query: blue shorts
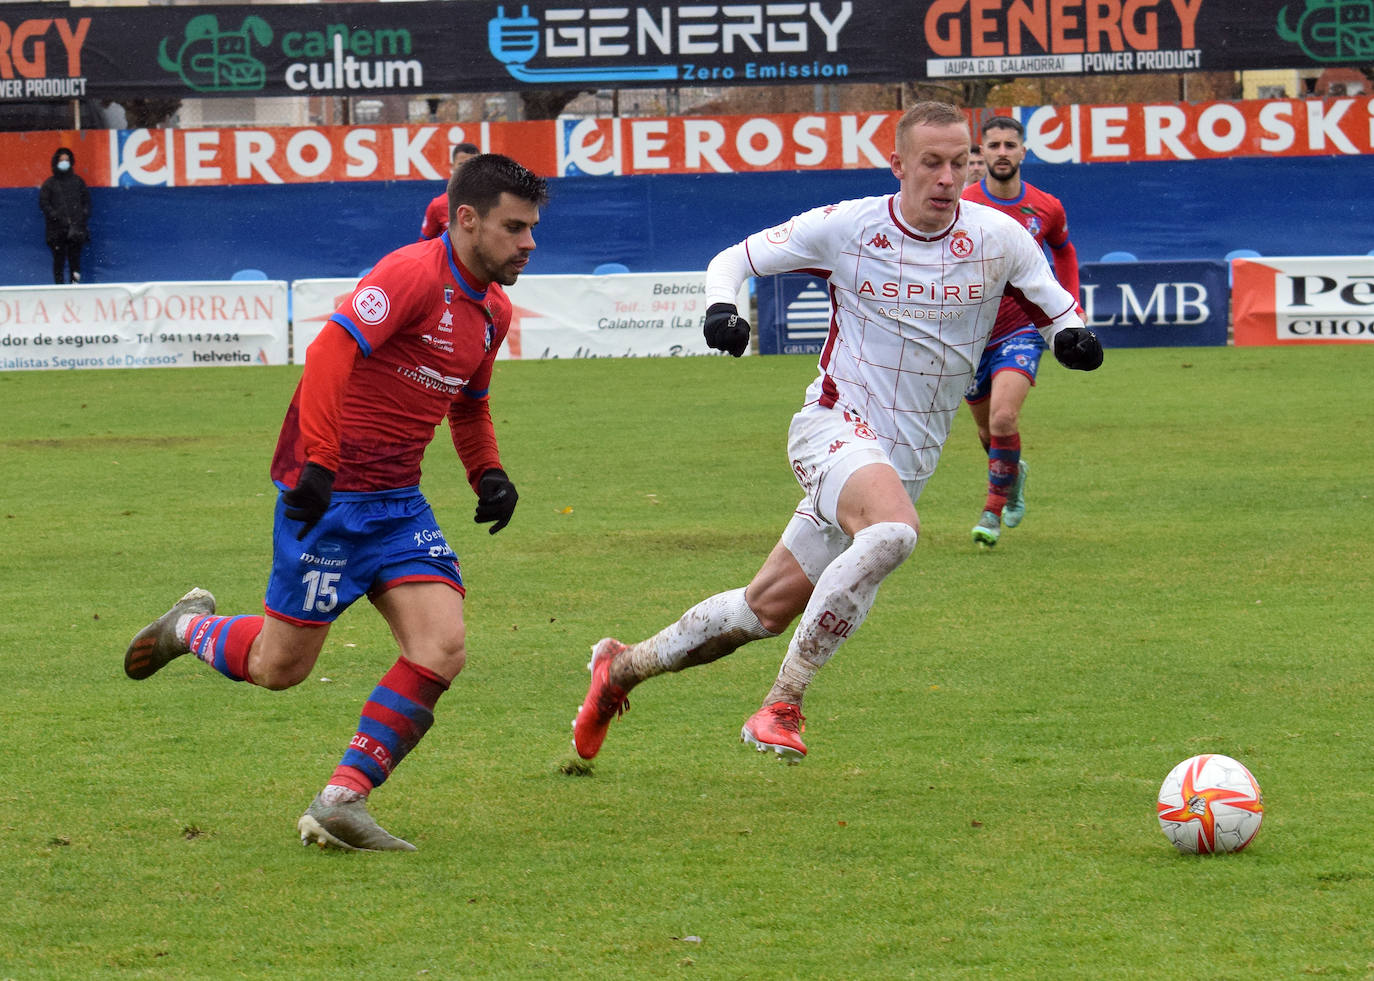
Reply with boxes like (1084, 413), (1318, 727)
(965, 328), (1046, 404)
(265, 486), (463, 626)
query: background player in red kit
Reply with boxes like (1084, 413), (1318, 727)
(124, 154), (549, 851)
(420, 142), (479, 240)
(965, 143), (986, 187)
(961, 115), (1080, 546)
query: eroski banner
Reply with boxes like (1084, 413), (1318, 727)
(2, 96), (1370, 189)
(0, 281), (288, 370)
(0, 1), (1367, 102)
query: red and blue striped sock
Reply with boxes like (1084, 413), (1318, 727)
(329, 657), (449, 797)
(185, 614), (264, 683)
(983, 433), (1021, 516)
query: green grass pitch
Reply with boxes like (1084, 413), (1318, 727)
(1, 344), (1372, 979)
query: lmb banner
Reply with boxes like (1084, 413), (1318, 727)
(1079, 260), (1229, 348)
(758, 261), (1230, 355)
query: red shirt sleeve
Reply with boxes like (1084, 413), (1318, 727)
(420, 194), (448, 240)
(1050, 237), (1080, 304)
(446, 286), (511, 491)
(296, 324), (362, 472)
(448, 394), (501, 491)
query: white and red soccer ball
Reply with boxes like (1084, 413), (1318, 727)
(1157, 754), (1264, 854)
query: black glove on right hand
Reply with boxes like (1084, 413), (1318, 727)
(703, 302), (751, 357)
(1053, 327), (1104, 371)
(475, 468), (518, 535)
(282, 462), (335, 540)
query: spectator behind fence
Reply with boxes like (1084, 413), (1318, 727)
(420, 142), (480, 240)
(39, 146), (91, 284)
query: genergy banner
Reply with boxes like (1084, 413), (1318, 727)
(2, 96), (1370, 188)
(1233, 256), (1374, 346)
(0, 281), (289, 370)
(0, 2), (1363, 101)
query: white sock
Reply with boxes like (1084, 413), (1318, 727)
(320, 784), (366, 806)
(615, 587), (776, 688)
(767, 522), (917, 706)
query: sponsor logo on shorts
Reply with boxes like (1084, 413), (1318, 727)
(828, 439), (848, 454)
(299, 551), (348, 568)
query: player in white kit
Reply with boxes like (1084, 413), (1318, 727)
(573, 102), (1103, 762)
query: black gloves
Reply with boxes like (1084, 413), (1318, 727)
(703, 302), (751, 358)
(282, 462), (335, 540)
(475, 468), (518, 535)
(1053, 327), (1104, 371)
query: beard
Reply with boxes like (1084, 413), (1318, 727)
(990, 159), (1021, 181)
(470, 240), (525, 286)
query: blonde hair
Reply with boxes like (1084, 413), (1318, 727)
(895, 101), (970, 151)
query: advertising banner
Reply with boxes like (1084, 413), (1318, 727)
(1232, 255), (1374, 345)
(0, 1), (1365, 103)
(1080, 260), (1229, 347)
(756, 274), (831, 356)
(291, 277), (360, 362)
(4, 95), (1373, 188)
(503, 272), (749, 359)
(293, 273), (747, 361)
(0, 281), (288, 370)
(758, 261), (1231, 356)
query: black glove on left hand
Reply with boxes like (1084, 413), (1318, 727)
(1053, 327), (1104, 371)
(475, 468), (518, 535)
(282, 461), (335, 540)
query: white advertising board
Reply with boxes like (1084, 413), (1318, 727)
(291, 272), (749, 362)
(0, 281), (289, 371)
(503, 272), (749, 359)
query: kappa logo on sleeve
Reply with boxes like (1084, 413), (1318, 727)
(353, 286), (390, 325)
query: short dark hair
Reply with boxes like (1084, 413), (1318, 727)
(448, 154), (549, 225)
(451, 142), (479, 160)
(981, 115), (1024, 138)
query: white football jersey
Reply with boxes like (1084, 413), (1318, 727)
(737, 194), (1083, 480)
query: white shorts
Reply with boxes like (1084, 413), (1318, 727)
(781, 403), (929, 583)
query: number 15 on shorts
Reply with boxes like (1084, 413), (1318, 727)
(303, 570), (340, 613)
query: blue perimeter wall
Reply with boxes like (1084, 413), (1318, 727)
(2, 155), (1368, 286)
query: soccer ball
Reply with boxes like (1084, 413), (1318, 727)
(1156, 754), (1264, 854)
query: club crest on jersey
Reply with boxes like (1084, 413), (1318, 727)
(483, 320), (495, 352)
(444, 286), (454, 304)
(353, 286), (390, 325)
(1026, 215), (1043, 237)
(949, 230), (974, 259)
